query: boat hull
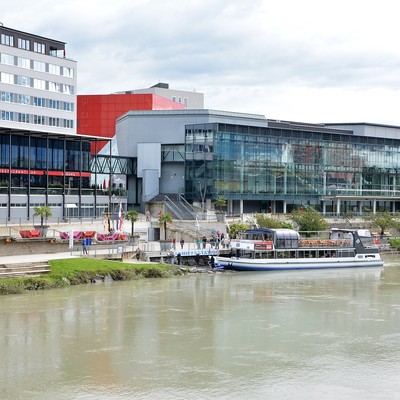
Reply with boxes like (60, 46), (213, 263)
(216, 255), (384, 271)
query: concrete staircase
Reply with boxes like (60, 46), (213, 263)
(0, 262), (51, 279)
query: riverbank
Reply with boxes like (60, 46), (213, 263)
(0, 258), (184, 296)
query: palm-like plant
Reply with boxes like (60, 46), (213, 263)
(158, 212), (173, 240)
(215, 195), (227, 213)
(33, 206), (52, 236)
(125, 210), (139, 236)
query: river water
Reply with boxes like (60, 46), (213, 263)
(1, 258), (400, 400)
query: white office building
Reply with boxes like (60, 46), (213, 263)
(0, 25), (77, 135)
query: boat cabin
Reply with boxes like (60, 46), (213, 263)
(231, 228), (378, 260)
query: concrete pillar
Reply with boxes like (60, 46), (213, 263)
(336, 199), (341, 216)
(373, 200), (377, 214)
(283, 200), (287, 214)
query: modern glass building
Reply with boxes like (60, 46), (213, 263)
(185, 120), (400, 215)
(0, 126), (131, 222)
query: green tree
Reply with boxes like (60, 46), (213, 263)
(228, 222), (250, 239)
(363, 212), (400, 236)
(33, 206), (52, 229)
(158, 212), (173, 240)
(125, 210), (139, 236)
(254, 213), (293, 229)
(290, 207), (329, 237)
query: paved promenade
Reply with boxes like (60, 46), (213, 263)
(0, 251), (80, 265)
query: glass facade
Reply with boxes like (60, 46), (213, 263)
(162, 144), (185, 162)
(0, 132), (91, 192)
(185, 123), (400, 213)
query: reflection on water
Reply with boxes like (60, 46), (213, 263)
(1, 261), (400, 400)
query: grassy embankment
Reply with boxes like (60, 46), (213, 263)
(0, 258), (181, 296)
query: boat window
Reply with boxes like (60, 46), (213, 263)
(275, 230), (300, 249)
(359, 236), (375, 248)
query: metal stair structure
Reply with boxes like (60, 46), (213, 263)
(149, 193), (198, 220)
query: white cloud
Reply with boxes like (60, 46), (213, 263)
(3, 0), (400, 124)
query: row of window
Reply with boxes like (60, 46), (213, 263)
(1, 52), (74, 77)
(0, 203), (110, 209)
(1, 91), (74, 111)
(1, 33), (61, 57)
(0, 72), (74, 94)
(0, 203), (63, 208)
(0, 135), (91, 171)
(1, 110), (74, 128)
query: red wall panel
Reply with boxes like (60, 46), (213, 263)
(77, 93), (185, 153)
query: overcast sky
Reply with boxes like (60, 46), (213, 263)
(3, 0), (400, 124)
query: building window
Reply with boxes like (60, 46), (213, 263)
(17, 38), (30, 51)
(1, 72), (14, 84)
(49, 99), (60, 109)
(1, 111), (14, 121)
(16, 75), (31, 87)
(63, 119), (74, 128)
(1, 91), (15, 102)
(33, 79), (46, 90)
(1, 34), (14, 46)
(62, 84), (74, 95)
(33, 60), (46, 72)
(49, 117), (60, 127)
(18, 113), (30, 123)
(17, 57), (30, 68)
(33, 115), (46, 125)
(49, 47), (58, 57)
(33, 97), (46, 107)
(63, 102), (72, 111)
(48, 63), (61, 75)
(48, 81), (61, 92)
(62, 67), (74, 78)
(33, 42), (45, 54)
(17, 94), (30, 105)
(0, 53), (14, 65)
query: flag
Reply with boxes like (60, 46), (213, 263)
(115, 208), (119, 231)
(118, 203), (123, 231)
(102, 213), (107, 231)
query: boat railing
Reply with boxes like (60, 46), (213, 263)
(299, 239), (352, 247)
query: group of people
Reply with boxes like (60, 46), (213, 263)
(195, 232), (230, 250)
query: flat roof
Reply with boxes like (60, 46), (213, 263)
(0, 25), (65, 46)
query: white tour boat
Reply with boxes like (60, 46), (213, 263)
(216, 228), (384, 271)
